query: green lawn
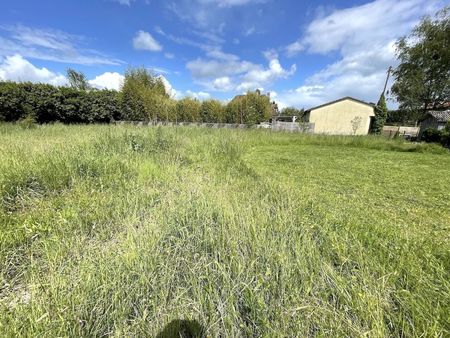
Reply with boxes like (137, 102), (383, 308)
(0, 123), (449, 337)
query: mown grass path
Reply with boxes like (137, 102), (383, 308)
(0, 124), (449, 337)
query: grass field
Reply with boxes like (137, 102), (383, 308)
(0, 123), (449, 337)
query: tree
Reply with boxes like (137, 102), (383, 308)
(176, 97), (201, 122)
(391, 7), (450, 121)
(120, 67), (169, 121)
(371, 93), (388, 133)
(200, 99), (225, 123)
(67, 68), (91, 91)
(280, 107), (304, 121)
(225, 91), (272, 125)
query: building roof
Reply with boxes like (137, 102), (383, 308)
(305, 96), (375, 112)
(425, 109), (450, 123)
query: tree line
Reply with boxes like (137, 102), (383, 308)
(0, 67), (276, 125)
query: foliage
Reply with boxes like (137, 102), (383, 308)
(67, 68), (91, 91)
(421, 128), (442, 143)
(200, 99), (225, 123)
(1, 71), (277, 125)
(371, 94), (388, 133)
(225, 90), (272, 124)
(391, 7), (450, 120)
(386, 109), (418, 126)
(175, 97), (201, 122)
(421, 123), (450, 147)
(120, 67), (168, 121)
(280, 106), (304, 118)
(17, 114), (37, 129)
(0, 81), (120, 123)
(0, 124), (448, 336)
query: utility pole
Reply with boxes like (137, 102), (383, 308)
(382, 66), (392, 97)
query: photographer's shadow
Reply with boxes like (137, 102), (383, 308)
(156, 319), (204, 338)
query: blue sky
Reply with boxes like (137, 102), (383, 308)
(0, 0), (445, 108)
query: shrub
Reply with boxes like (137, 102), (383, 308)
(17, 114), (37, 129)
(421, 128), (442, 143)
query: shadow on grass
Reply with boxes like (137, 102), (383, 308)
(156, 319), (204, 338)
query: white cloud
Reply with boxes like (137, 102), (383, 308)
(187, 58), (257, 79)
(164, 52), (175, 59)
(167, 0), (268, 34)
(285, 41), (304, 57)
(158, 75), (178, 98)
(185, 90), (211, 100)
(237, 59), (296, 92)
(88, 72), (124, 91)
(0, 25), (122, 65)
(110, 0), (134, 5)
(213, 76), (234, 91)
(0, 54), (67, 86)
(133, 31), (163, 52)
(187, 48), (296, 92)
(277, 0), (442, 109)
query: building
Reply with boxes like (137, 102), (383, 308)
(304, 97), (375, 135)
(419, 110), (450, 138)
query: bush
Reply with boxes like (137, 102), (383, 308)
(421, 128), (442, 143)
(17, 114), (37, 129)
(0, 81), (120, 124)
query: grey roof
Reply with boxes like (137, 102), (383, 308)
(305, 96), (375, 112)
(426, 110), (450, 123)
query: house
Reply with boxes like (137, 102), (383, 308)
(304, 97), (375, 135)
(419, 109), (450, 138)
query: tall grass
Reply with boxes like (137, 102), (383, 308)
(0, 124), (449, 337)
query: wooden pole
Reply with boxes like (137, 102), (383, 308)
(382, 66), (392, 97)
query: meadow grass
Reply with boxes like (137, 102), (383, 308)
(0, 123), (449, 337)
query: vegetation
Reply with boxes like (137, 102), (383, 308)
(280, 107), (304, 119)
(0, 124), (448, 336)
(0, 68), (275, 126)
(0, 81), (121, 124)
(371, 94), (388, 134)
(391, 6), (450, 120)
(67, 68), (91, 91)
(422, 121), (450, 147)
(225, 90), (272, 124)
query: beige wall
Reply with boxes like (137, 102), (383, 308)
(309, 99), (374, 135)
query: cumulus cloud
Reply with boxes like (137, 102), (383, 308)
(277, 0), (441, 109)
(187, 48), (296, 92)
(0, 25), (123, 66)
(212, 76), (234, 91)
(88, 72), (124, 90)
(157, 75), (178, 98)
(237, 59), (296, 92)
(185, 90), (211, 100)
(0, 54), (67, 85)
(133, 31), (163, 52)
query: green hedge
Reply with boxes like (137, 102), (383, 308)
(0, 82), (121, 123)
(421, 123), (450, 148)
(0, 80), (275, 125)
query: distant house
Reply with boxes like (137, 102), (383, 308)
(304, 97), (375, 135)
(419, 110), (450, 138)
